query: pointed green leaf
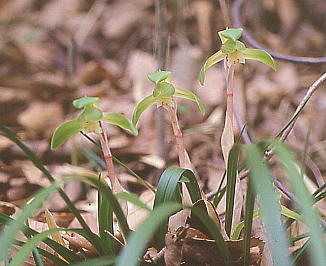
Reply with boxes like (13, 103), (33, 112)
(199, 50), (225, 85)
(51, 120), (84, 150)
(132, 95), (156, 126)
(116, 203), (182, 266)
(77, 106), (103, 122)
(273, 141), (326, 266)
(218, 28), (243, 43)
(175, 88), (206, 115)
(154, 167), (202, 247)
(153, 82), (175, 97)
(147, 70), (172, 84)
(243, 48), (278, 71)
(244, 144), (292, 266)
(103, 113), (138, 136)
(225, 144), (241, 237)
(73, 96), (99, 109)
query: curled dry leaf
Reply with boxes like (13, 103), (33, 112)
(62, 231), (98, 256)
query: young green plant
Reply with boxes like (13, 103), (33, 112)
(199, 28), (277, 164)
(51, 96), (138, 195)
(199, 28), (277, 235)
(132, 71), (205, 170)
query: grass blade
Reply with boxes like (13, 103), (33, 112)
(0, 214), (81, 263)
(243, 178), (255, 266)
(0, 122), (104, 254)
(0, 179), (67, 261)
(274, 141), (326, 266)
(116, 203), (182, 266)
(153, 167), (202, 246)
(244, 144), (292, 266)
(10, 228), (102, 266)
(225, 144), (241, 237)
(82, 178), (131, 241)
(13, 240), (68, 265)
(98, 191), (115, 255)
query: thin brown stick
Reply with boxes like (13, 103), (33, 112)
(155, 0), (168, 163)
(280, 72), (326, 141)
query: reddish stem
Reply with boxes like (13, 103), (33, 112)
(99, 121), (116, 185)
(165, 104), (188, 168)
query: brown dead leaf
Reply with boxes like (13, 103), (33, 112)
(0, 201), (18, 217)
(62, 231), (98, 256)
(18, 101), (64, 138)
(102, 1), (149, 40)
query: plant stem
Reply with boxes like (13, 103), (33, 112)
(226, 64), (235, 125)
(165, 105), (190, 169)
(99, 121), (116, 185)
(221, 63), (236, 164)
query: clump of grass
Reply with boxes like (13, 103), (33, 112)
(0, 27), (325, 266)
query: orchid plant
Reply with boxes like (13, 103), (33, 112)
(199, 28), (277, 164)
(132, 70), (205, 170)
(51, 96), (138, 196)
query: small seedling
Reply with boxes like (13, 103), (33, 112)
(132, 70), (205, 169)
(51, 96), (138, 193)
(199, 28), (277, 164)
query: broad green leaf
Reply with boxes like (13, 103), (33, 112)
(77, 106), (103, 122)
(153, 82), (175, 97)
(51, 120), (84, 150)
(154, 167), (202, 247)
(147, 70), (171, 84)
(218, 28), (243, 43)
(243, 48), (277, 71)
(103, 113), (138, 136)
(175, 88), (206, 115)
(273, 141), (326, 266)
(132, 95), (156, 126)
(199, 50), (225, 85)
(244, 144), (292, 266)
(116, 203), (182, 266)
(225, 144), (241, 237)
(0, 122), (105, 254)
(73, 96), (99, 109)
(116, 192), (151, 211)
